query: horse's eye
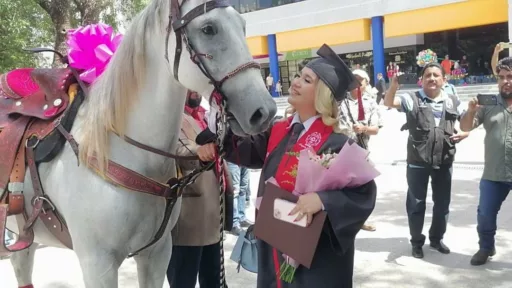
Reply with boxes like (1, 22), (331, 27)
(201, 24), (216, 35)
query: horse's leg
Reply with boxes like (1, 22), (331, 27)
(10, 243), (38, 288)
(134, 232), (174, 288)
(74, 244), (124, 288)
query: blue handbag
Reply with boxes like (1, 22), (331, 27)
(230, 225), (258, 273)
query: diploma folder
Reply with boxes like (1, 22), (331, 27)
(253, 183), (327, 269)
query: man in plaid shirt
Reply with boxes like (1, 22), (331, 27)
(339, 69), (383, 231)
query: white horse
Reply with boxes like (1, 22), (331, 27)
(5, 0), (277, 287)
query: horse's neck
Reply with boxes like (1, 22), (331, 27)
(108, 72), (187, 182)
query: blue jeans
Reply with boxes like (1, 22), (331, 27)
(226, 161), (250, 227)
(477, 179), (511, 251)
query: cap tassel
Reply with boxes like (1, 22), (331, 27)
(357, 87), (365, 121)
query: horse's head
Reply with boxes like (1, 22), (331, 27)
(168, 0), (278, 136)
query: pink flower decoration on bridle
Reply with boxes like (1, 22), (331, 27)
(66, 23), (123, 84)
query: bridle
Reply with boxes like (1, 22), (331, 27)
(166, 0), (260, 85)
(165, 0), (261, 150)
(110, 0), (260, 183)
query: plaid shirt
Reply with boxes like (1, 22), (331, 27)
(339, 93), (383, 148)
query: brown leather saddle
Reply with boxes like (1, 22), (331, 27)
(0, 68), (73, 121)
(0, 67), (83, 255)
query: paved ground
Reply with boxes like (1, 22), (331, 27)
(2, 104), (512, 287)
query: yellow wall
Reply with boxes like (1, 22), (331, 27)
(275, 19), (371, 53)
(246, 36), (268, 56)
(245, 0), (508, 56)
(385, 0), (508, 38)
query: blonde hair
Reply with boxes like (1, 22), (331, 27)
(285, 80), (342, 133)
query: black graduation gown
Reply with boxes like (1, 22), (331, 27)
(197, 122), (377, 288)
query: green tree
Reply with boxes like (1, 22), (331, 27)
(0, 0), (53, 72)
(36, 0), (150, 65)
(120, 0), (150, 22)
(36, 0), (73, 65)
(0, 0), (150, 70)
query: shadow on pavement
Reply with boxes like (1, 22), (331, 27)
(356, 237), (512, 272)
(371, 179), (483, 228)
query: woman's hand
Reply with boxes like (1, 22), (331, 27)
(196, 143), (217, 162)
(289, 193), (323, 226)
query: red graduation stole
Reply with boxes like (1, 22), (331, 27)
(266, 117), (332, 193)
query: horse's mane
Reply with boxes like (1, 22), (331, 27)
(78, 0), (169, 172)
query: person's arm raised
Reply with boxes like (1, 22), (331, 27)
(383, 76), (402, 109)
(492, 43), (504, 76)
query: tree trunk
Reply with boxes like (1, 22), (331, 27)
(37, 0), (72, 67)
(52, 2), (72, 66)
(73, 0), (109, 25)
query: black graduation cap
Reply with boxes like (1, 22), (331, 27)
(305, 44), (360, 101)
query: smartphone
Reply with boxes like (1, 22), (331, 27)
(273, 198), (307, 228)
(477, 94), (498, 106)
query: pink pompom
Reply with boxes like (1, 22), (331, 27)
(66, 23), (123, 84)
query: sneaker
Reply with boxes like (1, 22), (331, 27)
(361, 224), (376, 232)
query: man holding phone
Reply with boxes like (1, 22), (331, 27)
(460, 57), (512, 266)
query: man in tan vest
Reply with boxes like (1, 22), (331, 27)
(166, 90), (232, 288)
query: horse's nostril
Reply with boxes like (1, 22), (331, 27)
(249, 108), (265, 126)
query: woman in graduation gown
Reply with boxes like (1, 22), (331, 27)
(197, 44), (377, 288)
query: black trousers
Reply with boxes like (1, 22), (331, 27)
(406, 164), (452, 247)
(167, 242), (221, 288)
(376, 93), (384, 104)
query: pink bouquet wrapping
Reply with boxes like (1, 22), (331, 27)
(66, 23), (123, 84)
(257, 141), (380, 283)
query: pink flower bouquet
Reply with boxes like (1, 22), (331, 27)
(257, 141), (380, 283)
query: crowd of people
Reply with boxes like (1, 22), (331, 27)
(131, 42), (511, 287)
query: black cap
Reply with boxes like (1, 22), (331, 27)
(305, 44), (360, 101)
